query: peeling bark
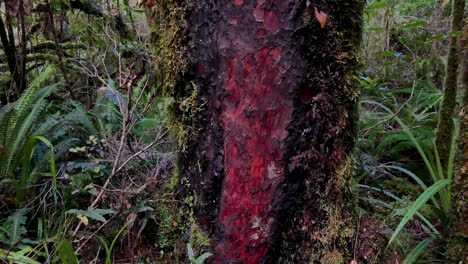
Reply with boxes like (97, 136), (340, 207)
(174, 1), (364, 263)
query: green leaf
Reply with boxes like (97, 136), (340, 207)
(58, 239), (79, 264)
(402, 237), (436, 264)
(187, 243), (195, 260)
(197, 252), (213, 263)
(400, 21), (427, 30)
(368, 27), (385, 31)
(2, 209), (28, 244)
(0, 247), (39, 263)
(381, 165), (439, 208)
(359, 185), (438, 235)
(17, 136), (57, 202)
(388, 179), (450, 246)
(66, 207), (115, 223)
(368, 2), (387, 10)
(382, 51), (397, 58)
(106, 222), (129, 264)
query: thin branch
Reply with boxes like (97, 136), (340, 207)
(72, 129), (168, 236)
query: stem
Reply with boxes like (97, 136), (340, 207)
(47, 0), (76, 99)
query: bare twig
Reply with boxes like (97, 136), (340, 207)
(72, 129), (168, 236)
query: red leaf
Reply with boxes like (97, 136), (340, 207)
(314, 7), (327, 28)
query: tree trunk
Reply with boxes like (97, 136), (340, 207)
(0, 16), (21, 102)
(173, 1), (364, 263)
(446, 23), (468, 263)
(434, 0), (465, 164)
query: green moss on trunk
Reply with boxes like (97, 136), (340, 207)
(445, 23), (468, 263)
(434, 0), (465, 163)
(153, 1), (365, 263)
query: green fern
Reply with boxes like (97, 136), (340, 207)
(0, 67), (88, 205)
(1, 209), (28, 245)
(0, 67), (57, 179)
(65, 101), (98, 132)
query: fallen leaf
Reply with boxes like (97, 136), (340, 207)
(314, 7), (327, 28)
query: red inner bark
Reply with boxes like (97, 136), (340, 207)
(214, 2), (291, 262)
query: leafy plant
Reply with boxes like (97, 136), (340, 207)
(66, 206), (115, 224)
(402, 237), (436, 264)
(85, 222), (129, 264)
(0, 67), (57, 180)
(187, 243), (212, 264)
(360, 100), (459, 262)
(0, 67), (83, 204)
(58, 239), (79, 264)
(0, 247), (40, 264)
(0, 209), (28, 246)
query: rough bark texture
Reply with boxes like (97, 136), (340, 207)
(434, 0), (465, 164)
(173, 0), (364, 263)
(446, 23), (468, 264)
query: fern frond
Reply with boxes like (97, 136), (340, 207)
(6, 84), (59, 173)
(0, 109), (18, 178)
(33, 114), (62, 137)
(53, 138), (80, 160)
(14, 67), (55, 118)
(28, 66), (55, 91)
(2, 209), (28, 244)
(65, 101), (98, 135)
(376, 133), (409, 154)
(6, 100), (50, 176)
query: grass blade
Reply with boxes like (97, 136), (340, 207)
(382, 165), (440, 209)
(362, 100), (437, 183)
(388, 179), (450, 246)
(402, 237), (436, 264)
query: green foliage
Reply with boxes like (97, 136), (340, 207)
(58, 239), (79, 264)
(66, 206), (115, 223)
(357, 2), (460, 261)
(1, 0), (170, 262)
(360, 99), (459, 261)
(0, 67), (86, 205)
(0, 67), (57, 179)
(15, 136), (57, 203)
(402, 237), (436, 264)
(1, 209), (28, 245)
(0, 248), (40, 264)
(85, 222), (129, 264)
(388, 179), (450, 246)
(187, 243), (212, 264)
